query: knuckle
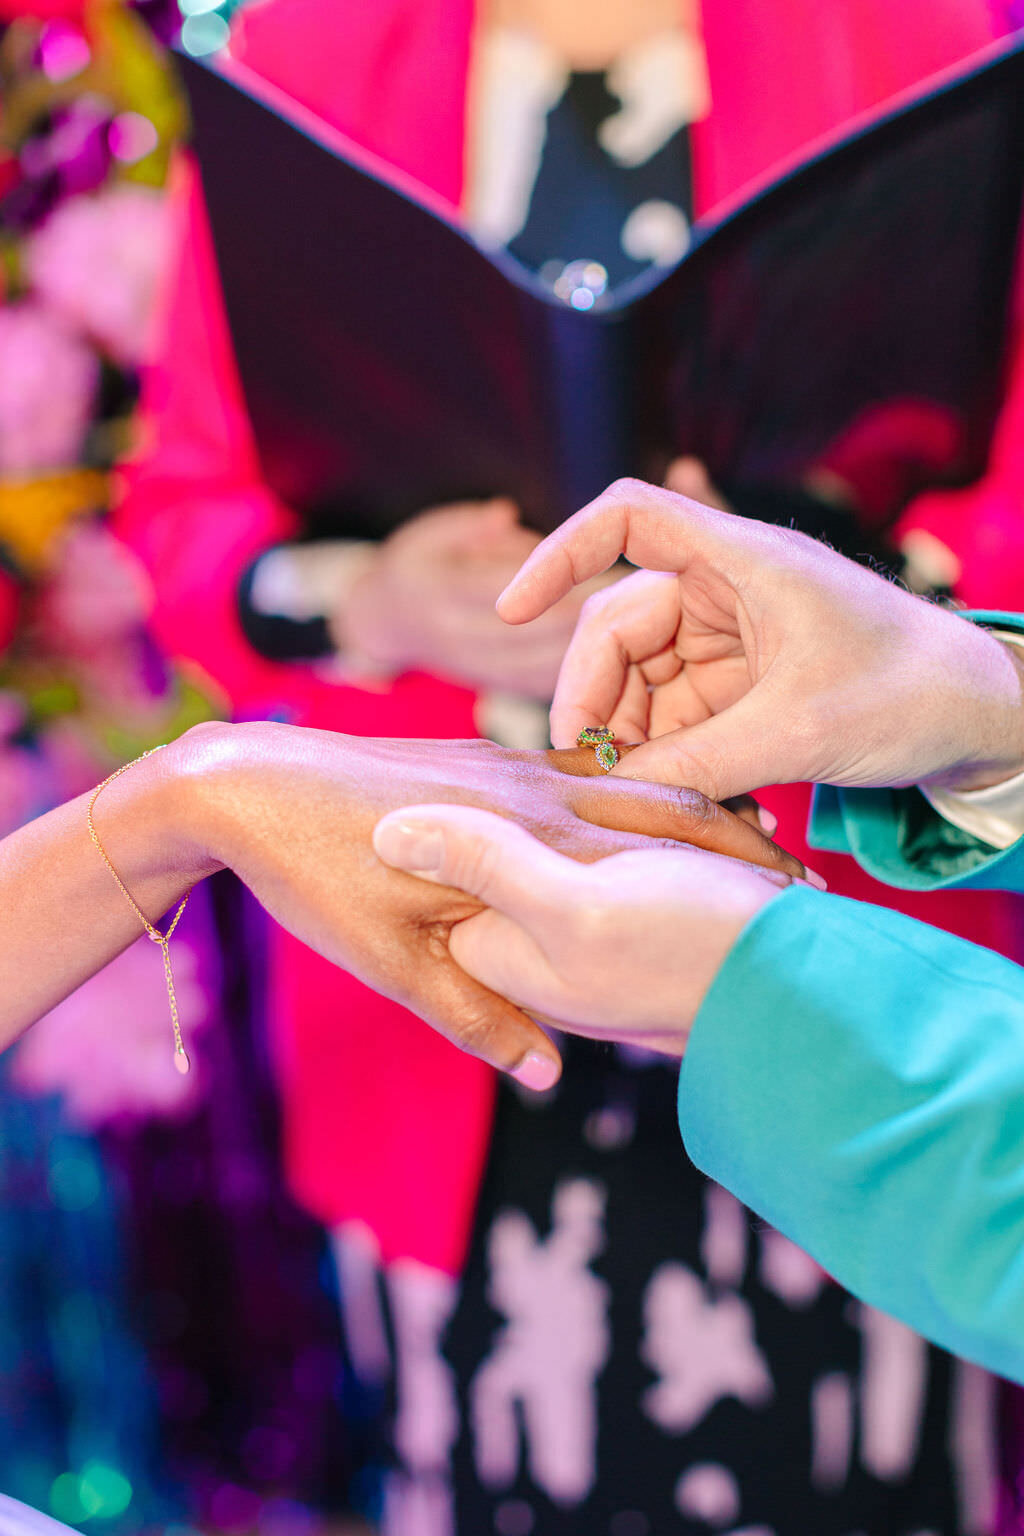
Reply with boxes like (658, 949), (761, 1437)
(763, 834), (795, 869)
(776, 845), (808, 878)
(452, 1000), (495, 1053)
(661, 738), (726, 804)
(668, 785), (719, 837)
(605, 476), (650, 508)
(453, 1002), (520, 1071)
(609, 475), (644, 496)
(748, 836), (790, 876)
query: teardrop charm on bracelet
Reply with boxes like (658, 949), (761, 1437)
(173, 1049), (191, 1075)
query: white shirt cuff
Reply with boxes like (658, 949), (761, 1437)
(921, 629), (1024, 850)
(249, 539), (377, 622)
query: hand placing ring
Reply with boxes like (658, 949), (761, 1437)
(577, 726), (619, 772)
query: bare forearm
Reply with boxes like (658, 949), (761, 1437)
(0, 739), (220, 1047)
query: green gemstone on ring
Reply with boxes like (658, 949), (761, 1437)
(597, 741), (619, 771)
(577, 726), (619, 772)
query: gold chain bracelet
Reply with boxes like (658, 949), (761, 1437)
(87, 745), (192, 1075)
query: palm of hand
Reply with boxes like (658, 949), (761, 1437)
(647, 592), (756, 741)
(560, 543), (939, 794)
(560, 566), (762, 744)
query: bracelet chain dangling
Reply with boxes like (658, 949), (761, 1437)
(87, 745), (192, 1074)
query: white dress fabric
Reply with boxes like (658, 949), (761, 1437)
(0, 1496), (77, 1536)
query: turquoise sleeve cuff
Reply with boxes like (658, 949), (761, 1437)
(806, 608), (1024, 892)
(679, 884), (1024, 1382)
(807, 783), (851, 854)
(807, 782), (1024, 890)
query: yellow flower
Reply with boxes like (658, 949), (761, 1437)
(0, 469), (109, 574)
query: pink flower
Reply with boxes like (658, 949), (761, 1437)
(36, 520), (152, 653)
(27, 183), (171, 365)
(0, 300), (98, 473)
(13, 931), (212, 1128)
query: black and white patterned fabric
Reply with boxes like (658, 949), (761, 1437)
(336, 1041), (995, 1536)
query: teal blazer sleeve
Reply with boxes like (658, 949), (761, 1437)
(809, 608), (1024, 893)
(679, 885), (1024, 1383)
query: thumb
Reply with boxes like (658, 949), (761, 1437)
(665, 456), (716, 503)
(454, 498), (525, 551)
(374, 803), (580, 920)
(419, 498), (517, 551)
(476, 496), (521, 532)
(611, 692), (784, 801)
(374, 805), (578, 1092)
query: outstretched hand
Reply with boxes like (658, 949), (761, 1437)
(497, 478), (1024, 801)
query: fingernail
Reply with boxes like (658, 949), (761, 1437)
(511, 1051), (561, 1092)
(803, 867), (828, 891)
(373, 818), (443, 872)
(757, 805), (778, 836)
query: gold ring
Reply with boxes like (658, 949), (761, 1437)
(577, 725), (619, 772)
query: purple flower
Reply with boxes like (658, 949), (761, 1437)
(129, 0), (182, 47)
(21, 97), (114, 200)
(36, 521), (153, 656)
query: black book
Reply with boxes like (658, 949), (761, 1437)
(179, 38), (1024, 547)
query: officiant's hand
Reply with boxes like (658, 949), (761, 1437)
(338, 498), (612, 699)
(374, 801), (801, 1058)
(497, 478), (1024, 800)
(174, 723), (804, 1086)
(664, 456), (731, 510)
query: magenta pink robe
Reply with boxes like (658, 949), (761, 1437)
(116, 0), (1024, 1277)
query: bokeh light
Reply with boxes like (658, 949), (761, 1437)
(180, 10), (230, 55)
(49, 1464), (133, 1524)
(37, 23), (91, 84)
(47, 1148), (102, 1211)
(108, 112), (160, 165)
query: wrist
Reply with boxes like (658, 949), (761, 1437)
(679, 878), (799, 1060)
(90, 734), (227, 902)
(933, 628), (1024, 793)
(615, 869), (784, 1055)
(697, 875), (785, 999)
(158, 722), (253, 877)
(164, 719), (355, 875)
